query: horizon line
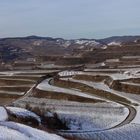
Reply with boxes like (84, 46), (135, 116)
(1, 34), (140, 40)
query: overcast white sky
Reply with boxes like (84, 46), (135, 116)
(0, 0), (140, 39)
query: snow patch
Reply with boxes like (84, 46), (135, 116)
(37, 78), (101, 100)
(7, 107), (41, 123)
(108, 42), (121, 46)
(0, 121), (65, 140)
(0, 107), (8, 121)
(58, 71), (82, 77)
(132, 106), (140, 124)
(75, 40), (100, 46)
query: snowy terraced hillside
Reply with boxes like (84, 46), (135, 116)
(13, 97), (129, 131)
(1, 68), (140, 140)
(0, 106), (65, 140)
(0, 121), (65, 140)
(36, 78), (102, 100)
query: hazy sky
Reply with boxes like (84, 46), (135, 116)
(0, 0), (140, 39)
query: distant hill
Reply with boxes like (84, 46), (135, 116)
(0, 35), (140, 62)
(0, 36), (105, 62)
(100, 36), (140, 45)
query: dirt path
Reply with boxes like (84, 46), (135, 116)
(15, 72), (138, 139)
(48, 76), (137, 134)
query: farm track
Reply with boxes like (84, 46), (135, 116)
(8, 70), (139, 140)
(21, 73), (136, 137)
(47, 78), (137, 133)
(0, 72), (48, 106)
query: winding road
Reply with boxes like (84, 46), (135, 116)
(19, 71), (138, 139)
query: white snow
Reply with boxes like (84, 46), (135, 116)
(0, 90), (25, 96)
(58, 106), (129, 131)
(110, 73), (133, 80)
(36, 78), (102, 100)
(122, 56), (140, 59)
(132, 106), (140, 124)
(7, 107), (41, 123)
(75, 40), (100, 46)
(84, 68), (120, 72)
(106, 59), (120, 63)
(62, 77), (138, 105)
(101, 62), (106, 66)
(108, 42), (121, 46)
(60, 123), (140, 140)
(121, 82), (140, 87)
(17, 97), (128, 131)
(63, 41), (71, 48)
(13, 97), (122, 113)
(79, 45), (85, 49)
(0, 70), (59, 76)
(102, 46), (108, 49)
(118, 65), (140, 68)
(0, 121), (65, 140)
(58, 71), (82, 77)
(0, 107), (65, 140)
(0, 107), (8, 121)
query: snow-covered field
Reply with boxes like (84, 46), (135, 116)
(13, 96), (129, 132)
(59, 123), (140, 140)
(60, 77), (138, 105)
(0, 121), (65, 140)
(0, 107), (8, 121)
(0, 106), (65, 140)
(57, 105), (128, 131)
(1, 68), (140, 140)
(36, 78), (102, 100)
(7, 107), (41, 124)
(0, 70), (59, 76)
(58, 70), (82, 77)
